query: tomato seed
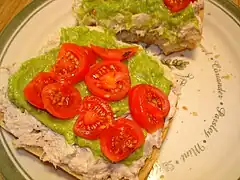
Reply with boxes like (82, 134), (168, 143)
(74, 58), (79, 63)
(51, 92), (62, 105)
(126, 140), (134, 148)
(110, 65), (115, 70)
(65, 51), (71, 56)
(118, 84), (123, 89)
(93, 74), (99, 79)
(100, 125), (106, 129)
(69, 55), (73, 59)
(114, 89), (120, 93)
(104, 94), (110, 98)
(57, 97), (66, 106)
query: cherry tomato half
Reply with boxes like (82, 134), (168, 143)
(57, 43), (97, 65)
(129, 84), (170, 133)
(163, 0), (191, 12)
(41, 83), (82, 119)
(90, 45), (138, 61)
(51, 43), (90, 84)
(24, 72), (57, 109)
(73, 96), (113, 140)
(100, 118), (145, 162)
(85, 61), (131, 101)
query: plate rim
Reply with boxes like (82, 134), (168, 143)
(0, 0), (239, 180)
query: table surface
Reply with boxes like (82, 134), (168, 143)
(0, 0), (240, 32)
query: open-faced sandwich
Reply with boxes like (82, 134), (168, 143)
(0, 26), (179, 180)
(73, 0), (204, 55)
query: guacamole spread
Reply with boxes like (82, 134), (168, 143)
(8, 26), (172, 165)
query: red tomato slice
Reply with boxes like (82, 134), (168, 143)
(73, 96), (113, 140)
(129, 84), (170, 133)
(41, 83), (82, 119)
(90, 45), (138, 61)
(163, 0), (191, 12)
(51, 43), (90, 84)
(100, 118), (145, 162)
(85, 61), (131, 101)
(24, 72), (57, 109)
(57, 43), (97, 65)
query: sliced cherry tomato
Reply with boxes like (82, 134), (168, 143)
(73, 96), (113, 140)
(57, 43), (97, 65)
(41, 83), (82, 119)
(100, 118), (145, 162)
(51, 43), (90, 84)
(24, 72), (57, 109)
(85, 61), (131, 101)
(90, 45), (138, 61)
(163, 0), (191, 13)
(129, 84), (170, 133)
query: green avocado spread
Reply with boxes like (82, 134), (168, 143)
(76, 0), (199, 42)
(8, 26), (172, 165)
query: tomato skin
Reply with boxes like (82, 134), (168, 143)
(52, 43), (90, 85)
(85, 61), (131, 101)
(82, 46), (98, 65)
(41, 83), (82, 119)
(100, 118), (145, 162)
(163, 0), (191, 12)
(73, 96), (113, 140)
(24, 72), (57, 109)
(129, 84), (170, 133)
(90, 45), (138, 61)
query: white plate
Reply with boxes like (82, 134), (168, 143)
(0, 0), (240, 180)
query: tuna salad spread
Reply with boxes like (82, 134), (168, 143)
(0, 26), (178, 180)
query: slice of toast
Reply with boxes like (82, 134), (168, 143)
(73, 0), (204, 55)
(0, 26), (179, 179)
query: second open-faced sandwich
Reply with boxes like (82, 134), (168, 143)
(73, 0), (204, 55)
